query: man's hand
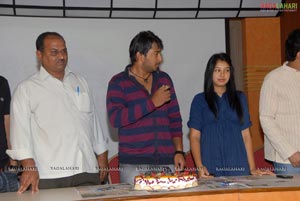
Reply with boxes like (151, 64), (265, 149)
(174, 153), (185, 172)
(288, 151), (300, 167)
(97, 151), (109, 183)
(151, 85), (171, 108)
(18, 159), (39, 194)
(9, 159), (18, 167)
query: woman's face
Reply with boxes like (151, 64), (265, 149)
(212, 60), (230, 91)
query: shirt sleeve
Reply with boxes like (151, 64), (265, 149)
(187, 94), (203, 132)
(166, 76), (183, 138)
(83, 78), (108, 155)
(6, 84), (34, 160)
(92, 110), (108, 155)
(259, 77), (296, 160)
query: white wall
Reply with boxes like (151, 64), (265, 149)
(0, 16), (225, 158)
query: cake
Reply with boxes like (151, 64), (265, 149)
(134, 171), (198, 190)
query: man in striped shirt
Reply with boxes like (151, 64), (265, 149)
(260, 29), (300, 175)
(106, 31), (185, 184)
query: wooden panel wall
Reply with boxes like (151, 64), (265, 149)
(242, 18), (282, 151)
(241, 3), (299, 151)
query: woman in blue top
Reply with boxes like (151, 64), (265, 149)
(188, 53), (273, 177)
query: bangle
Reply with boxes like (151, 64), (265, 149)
(174, 150), (185, 156)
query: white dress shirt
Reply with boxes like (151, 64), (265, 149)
(260, 62), (300, 164)
(7, 67), (107, 179)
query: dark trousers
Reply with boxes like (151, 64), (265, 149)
(39, 172), (101, 189)
(0, 172), (19, 192)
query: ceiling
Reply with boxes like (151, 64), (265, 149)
(0, 0), (282, 19)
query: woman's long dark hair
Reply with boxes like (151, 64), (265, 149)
(204, 53), (243, 124)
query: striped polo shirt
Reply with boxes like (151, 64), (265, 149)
(106, 65), (183, 164)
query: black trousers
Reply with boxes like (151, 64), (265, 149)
(39, 172), (101, 189)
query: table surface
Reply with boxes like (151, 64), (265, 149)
(1, 175), (300, 201)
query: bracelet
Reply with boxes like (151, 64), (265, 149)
(174, 150), (185, 156)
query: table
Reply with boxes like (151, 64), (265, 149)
(1, 175), (300, 201)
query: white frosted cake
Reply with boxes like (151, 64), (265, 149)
(134, 171), (198, 190)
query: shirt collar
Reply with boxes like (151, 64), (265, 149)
(283, 61), (300, 73)
(124, 64), (131, 78)
(38, 66), (72, 81)
(124, 64), (160, 79)
(214, 91), (227, 99)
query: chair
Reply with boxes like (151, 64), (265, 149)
(185, 151), (197, 173)
(254, 147), (274, 172)
(108, 154), (120, 184)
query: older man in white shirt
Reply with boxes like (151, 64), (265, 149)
(7, 32), (108, 193)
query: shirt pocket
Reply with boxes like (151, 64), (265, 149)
(76, 92), (91, 112)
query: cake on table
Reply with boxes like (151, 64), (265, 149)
(134, 171), (198, 190)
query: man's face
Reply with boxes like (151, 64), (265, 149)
(37, 36), (68, 77)
(142, 42), (163, 72)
